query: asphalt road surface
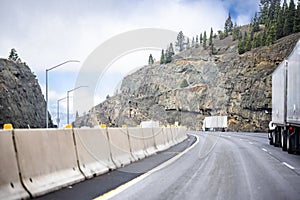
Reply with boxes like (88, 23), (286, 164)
(37, 132), (300, 200)
(101, 132), (300, 200)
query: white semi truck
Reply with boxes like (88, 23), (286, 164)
(202, 116), (227, 132)
(269, 40), (300, 154)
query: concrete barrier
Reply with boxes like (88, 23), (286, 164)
(73, 128), (116, 179)
(0, 127), (187, 199)
(142, 128), (157, 156)
(170, 127), (187, 144)
(171, 126), (180, 144)
(162, 127), (171, 149)
(127, 127), (146, 160)
(14, 129), (85, 197)
(165, 127), (176, 147)
(153, 128), (168, 152)
(177, 127), (188, 143)
(107, 128), (134, 168)
(0, 130), (30, 200)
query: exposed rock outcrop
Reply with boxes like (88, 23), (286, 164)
(75, 32), (300, 132)
(0, 59), (53, 128)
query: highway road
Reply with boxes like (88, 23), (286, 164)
(100, 132), (300, 200)
(37, 132), (300, 200)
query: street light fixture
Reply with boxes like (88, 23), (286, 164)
(67, 86), (88, 124)
(57, 97), (67, 128)
(45, 60), (80, 128)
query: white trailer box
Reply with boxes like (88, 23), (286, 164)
(272, 60), (286, 126)
(140, 121), (159, 128)
(286, 41), (300, 125)
(202, 116), (227, 131)
(269, 40), (300, 153)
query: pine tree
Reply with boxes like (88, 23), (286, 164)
(252, 32), (262, 48)
(252, 12), (260, 32)
(160, 49), (165, 64)
(245, 32), (252, 52)
(195, 35), (199, 48)
(238, 33), (245, 54)
(281, 0), (288, 34)
(162, 43), (174, 64)
(224, 12), (233, 37)
(203, 31), (207, 49)
(268, 0), (277, 22)
(209, 28), (213, 46)
(232, 23), (240, 41)
(238, 30), (243, 40)
(210, 43), (215, 55)
(227, 12), (234, 32)
(175, 31), (185, 52)
(8, 48), (19, 62)
(165, 49), (172, 64)
(281, 0), (289, 24)
(275, 1), (284, 39)
(168, 43), (175, 56)
(261, 30), (267, 46)
(218, 30), (225, 40)
(200, 33), (203, 44)
(259, 0), (269, 24)
(266, 24), (276, 45)
(293, 1), (300, 32)
(283, 0), (296, 36)
(148, 54), (154, 65)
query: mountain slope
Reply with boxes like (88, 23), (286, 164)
(75, 32), (300, 132)
(0, 59), (53, 128)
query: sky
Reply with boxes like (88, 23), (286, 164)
(0, 0), (260, 126)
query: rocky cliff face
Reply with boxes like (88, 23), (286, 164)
(0, 59), (53, 128)
(75, 32), (300, 132)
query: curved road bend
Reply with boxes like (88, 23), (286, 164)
(35, 135), (196, 200)
(102, 132), (300, 200)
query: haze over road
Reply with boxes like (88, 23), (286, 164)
(107, 132), (300, 200)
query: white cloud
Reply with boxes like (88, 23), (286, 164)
(0, 0), (260, 115)
(0, 0), (258, 73)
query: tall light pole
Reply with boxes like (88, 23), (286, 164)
(45, 60), (80, 128)
(67, 86), (88, 124)
(57, 97), (67, 128)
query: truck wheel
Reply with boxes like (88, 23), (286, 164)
(287, 134), (293, 154)
(273, 132), (279, 147)
(269, 132), (273, 145)
(278, 130), (282, 147)
(281, 130), (287, 151)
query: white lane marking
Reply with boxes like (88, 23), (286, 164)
(262, 148), (268, 152)
(220, 135), (231, 138)
(239, 139), (243, 141)
(282, 162), (295, 170)
(94, 133), (200, 200)
(248, 142), (253, 145)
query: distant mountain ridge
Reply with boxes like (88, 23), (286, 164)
(75, 32), (300, 132)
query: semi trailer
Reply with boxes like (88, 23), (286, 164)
(269, 40), (300, 154)
(202, 116), (227, 132)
